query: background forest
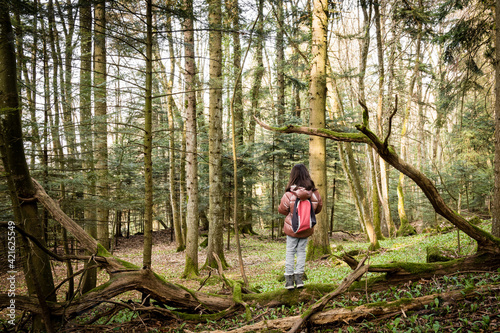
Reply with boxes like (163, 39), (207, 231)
(1, 0), (500, 331)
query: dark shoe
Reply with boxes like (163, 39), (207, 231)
(285, 274), (295, 290)
(295, 273), (304, 288)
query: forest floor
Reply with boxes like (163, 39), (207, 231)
(2, 222), (500, 332)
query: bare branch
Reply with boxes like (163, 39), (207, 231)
(384, 95), (398, 148)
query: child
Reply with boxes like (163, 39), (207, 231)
(278, 164), (323, 289)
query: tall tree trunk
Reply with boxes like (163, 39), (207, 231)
(246, 0), (264, 231)
(182, 0), (199, 277)
(374, 0), (395, 237)
(397, 6), (422, 237)
(78, 0), (97, 293)
(162, 3), (184, 252)
(306, 0), (330, 260)
(180, 123), (187, 242)
(275, 0), (286, 226)
(143, 0), (154, 268)
(206, 0), (226, 269)
(47, 0), (65, 178)
(14, 4), (41, 168)
(227, 0), (247, 234)
(57, 0), (78, 162)
(94, 0), (110, 249)
(357, 0), (380, 249)
(0, 8), (55, 331)
(493, 0), (500, 237)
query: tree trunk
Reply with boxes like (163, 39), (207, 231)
(275, 0), (286, 235)
(57, 0), (78, 162)
(206, 0), (227, 269)
(182, 0), (199, 278)
(493, 0), (500, 237)
(14, 4), (41, 167)
(307, 0), (330, 260)
(327, 73), (378, 247)
(94, 0), (110, 250)
(246, 0), (264, 231)
(0, 8), (55, 331)
(163, 2), (184, 252)
(397, 4), (422, 237)
(374, 0), (395, 237)
(78, 0), (97, 293)
(356, 0), (380, 249)
(143, 0), (154, 268)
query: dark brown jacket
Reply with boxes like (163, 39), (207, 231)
(278, 186), (323, 238)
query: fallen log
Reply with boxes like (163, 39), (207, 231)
(341, 253), (500, 291)
(205, 283), (500, 333)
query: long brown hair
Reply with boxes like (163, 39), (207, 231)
(285, 164), (316, 191)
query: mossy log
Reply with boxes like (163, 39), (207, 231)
(342, 252), (500, 291)
(426, 246), (456, 263)
(204, 283), (500, 333)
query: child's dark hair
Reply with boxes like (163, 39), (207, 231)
(285, 164), (316, 191)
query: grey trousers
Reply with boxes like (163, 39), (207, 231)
(285, 236), (308, 276)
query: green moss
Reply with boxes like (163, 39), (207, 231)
(199, 237), (208, 248)
(315, 127), (368, 142)
(350, 275), (386, 290)
(83, 279), (114, 294)
(171, 308), (232, 322)
(114, 257), (140, 270)
(426, 247), (454, 263)
(96, 243), (111, 257)
(369, 241), (381, 251)
(306, 242), (331, 261)
(232, 283), (243, 304)
(182, 257), (199, 279)
(365, 297), (414, 309)
(372, 260), (462, 276)
(397, 223), (417, 237)
(95, 243), (140, 270)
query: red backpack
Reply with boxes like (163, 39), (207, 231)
(291, 198), (317, 233)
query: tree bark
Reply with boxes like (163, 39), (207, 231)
(246, 0), (264, 231)
(373, 0), (393, 238)
(164, 1), (184, 252)
(397, 2), (422, 237)
(206, 0), (227, 269)
(143, 0), (154, 268)
(78, 0), (97, 293)
(183, 0), (199, 278)
(0, 8), (55, 331)
(356, 0), (380, 249)
(307, 0), (330, 260)
(493, 0), (500, 237)
(94, 0), (110, 249)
